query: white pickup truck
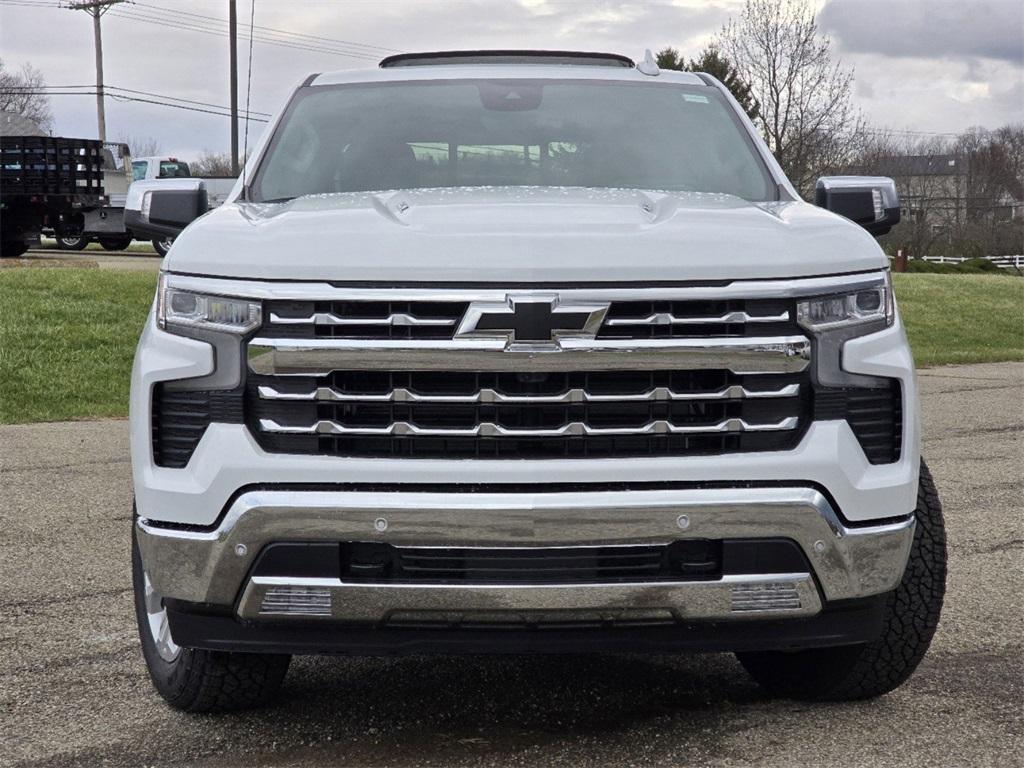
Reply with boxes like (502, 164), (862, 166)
(59, 156), (237, 255)
(128, 50), (946, 712)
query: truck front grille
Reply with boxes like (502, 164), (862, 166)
(151, 285), (903, 466)
(340, 541), (722, 584)
(246, 369), (810, 459)
(263, 297), (796, 340)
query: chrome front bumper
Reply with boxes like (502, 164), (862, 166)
(137, 486), (914, 626)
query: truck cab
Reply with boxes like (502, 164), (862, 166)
(131, 156), (192, 181)
(129, 51), (945, 712)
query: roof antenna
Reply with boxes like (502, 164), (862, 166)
(637, 48), (660, 76)
(241, 0), (255, 198)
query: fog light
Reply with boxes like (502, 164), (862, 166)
(730, 581), (802, 612)
(259, 585), (332, 616)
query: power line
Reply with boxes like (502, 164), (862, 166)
(132, 0), (396, 54)
(105, 9), (380, 60)
(8, 84), (271, 118)
(3, 0), (395, 60)
(106, 85), (270, 117)
(860, 127), (962, 138)
(108, 91), (267, 122)
(8, 88), (269, 122)
(106, 6), (384, 60)
(3, 0), (393, 59)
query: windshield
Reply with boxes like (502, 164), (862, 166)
(251, 79), (774, 203)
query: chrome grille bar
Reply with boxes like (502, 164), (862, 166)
(247, 336), (811, 375)
(269, 311), (457, 327)
(605, 310), (790, 326)
(258, 416), (800, 437)
(257, 382), (801, 404)
(165, 271), (887, 302)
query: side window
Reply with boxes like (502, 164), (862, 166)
(132, 161), (148, 181)
(159, 161), (191, 178)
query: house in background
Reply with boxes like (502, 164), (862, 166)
(870, 151), (1023, 235)
(0, 110), (46, 137)
(874, 154), (968, 233)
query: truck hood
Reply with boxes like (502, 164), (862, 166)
(166, 186), (886, 282)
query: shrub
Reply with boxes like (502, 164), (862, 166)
(960, 257), (1003, 273)
(902, 258), (1017, 276)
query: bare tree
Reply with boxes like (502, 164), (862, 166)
(954, 125), (1024, 255)
(117, 133), (162, 157)
(0, 59), (54, 132)
(656, 45), (760, 121)
(957, 127), (1024, 218)
(719, 0), (864, 197)
(190, 151), (237, 177)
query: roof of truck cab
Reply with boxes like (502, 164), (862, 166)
(310, 64), (707, 87)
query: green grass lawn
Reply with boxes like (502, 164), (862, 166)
(892, 273), (1024, 366)
(0, 269), (1021, 424)
(0, 269), (157, 423)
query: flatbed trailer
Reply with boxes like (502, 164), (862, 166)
(0, 135), (108, 257)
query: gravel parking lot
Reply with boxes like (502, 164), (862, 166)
(2, 362), (1021, 768)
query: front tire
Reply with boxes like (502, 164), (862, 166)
(737, 459), (946, 700)
(98, 236), (133, 251)
(56, 235), (90, 251)
(152, 237), (173, 257)
(1, 240), (29, 258)
(132, 521), (291, 711)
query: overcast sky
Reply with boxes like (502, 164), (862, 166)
(1, 0), (1021, 160)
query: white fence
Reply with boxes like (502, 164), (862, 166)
(916, 254), (1024, 270)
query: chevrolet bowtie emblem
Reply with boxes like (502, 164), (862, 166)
(455, 296), (609, 346)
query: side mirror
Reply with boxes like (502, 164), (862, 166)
(815, 176), (901, 237)
(124, 179), (208, 243)
(149, 188), (208, 228)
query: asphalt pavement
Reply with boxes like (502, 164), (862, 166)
(2, 362), (1022, 768)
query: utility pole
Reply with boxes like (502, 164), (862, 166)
(229, 0), (239, 176)
(67, 0), (125, 143)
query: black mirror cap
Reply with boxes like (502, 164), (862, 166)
(149, 188), (208, 229)
(815, 176), (901, 237)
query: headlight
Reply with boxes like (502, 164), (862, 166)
(796, 273), (894, 332)
(157, 273), (261, 334)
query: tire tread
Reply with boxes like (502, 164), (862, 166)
(737, 459), (947, 700)
(132, 517), (290, 712)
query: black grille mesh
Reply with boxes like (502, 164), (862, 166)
(151, 386), (243, 468)
(813, 381), (902, 464)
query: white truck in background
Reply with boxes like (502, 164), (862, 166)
(122, 158), (237, 256)
(58, 155), (236, 255)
